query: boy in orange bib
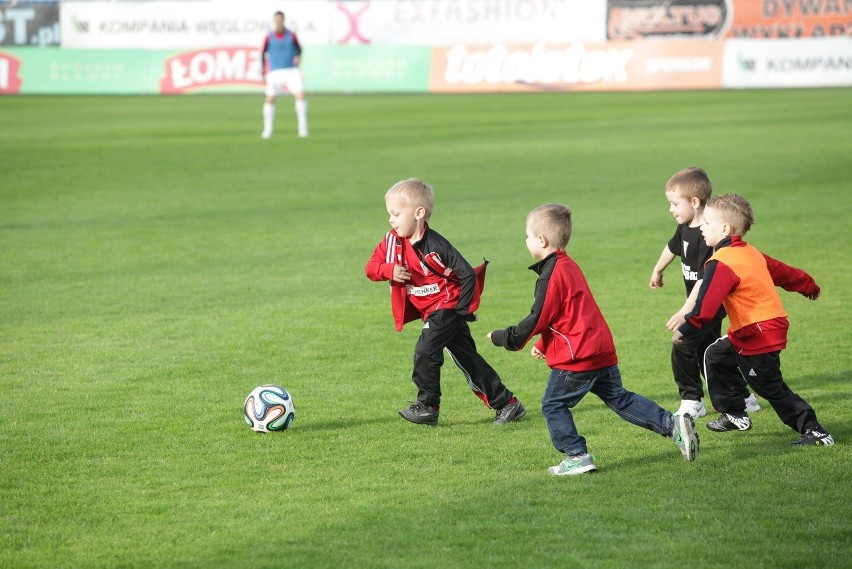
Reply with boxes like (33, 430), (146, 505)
(673, 194), (833, 446)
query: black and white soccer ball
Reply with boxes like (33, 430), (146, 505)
(243, 384), (295, 432)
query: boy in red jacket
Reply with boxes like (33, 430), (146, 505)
(488, 204), (699, 475)
(673, 194), (833, 446)
(366, 179), (525, 426)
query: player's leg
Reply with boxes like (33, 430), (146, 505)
(704, 336), (753, 431)
(591, 365), (673, 436)
(671, 335), (707, 417)
(590, 365), (698, 461)
(542, 368), (598, 457)
(402, 310), (459, 424)
(444, 319), (523, 422)
(262, 74), (278, 138)
(261, 69), (282, 138)
(287, 69), (308, 137)
(699, 318), (759, 413)
(735, 351), (821, 434)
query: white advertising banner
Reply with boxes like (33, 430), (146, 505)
(60, 1), (336, 49)
(61, 0), (607, 49)
(351, 0), (607, 45)
(722, 38), (852, 88)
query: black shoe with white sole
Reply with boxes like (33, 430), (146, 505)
(790, 429), (835, 446)
(399, 401), (439, 425)
(706, 413), (752, 432)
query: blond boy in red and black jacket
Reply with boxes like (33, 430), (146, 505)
(366, 179), (525, 426)
(674, 193), (833, 446)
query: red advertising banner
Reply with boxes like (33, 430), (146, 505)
(0, 51), (23, 93)
(727, 0), (851, 38)
(428, 40), (723, 93)
(159, 47), (263, 93)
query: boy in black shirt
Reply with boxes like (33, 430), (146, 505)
(649, 167), (758, 418)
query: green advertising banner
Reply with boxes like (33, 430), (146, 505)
(305, 46), (431, 93)
(1, 48), (159, 94)
(0, 45), (432, 95)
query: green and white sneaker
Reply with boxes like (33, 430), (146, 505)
(672, 413), (699, 462)
(547, 453), (597, 476)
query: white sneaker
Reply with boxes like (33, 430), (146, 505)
(298, 129), (309, 138)
(261, 129), (272, 139)
(745, 393), (761, 413)
(548, 453), (597, 476)
(676, 399), (707, 418)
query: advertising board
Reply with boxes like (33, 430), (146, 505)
(429, 40), (724, 92)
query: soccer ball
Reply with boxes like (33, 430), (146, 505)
(243, 384), (295, 432)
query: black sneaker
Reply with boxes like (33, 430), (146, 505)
(706, 413), (752, 432)
(494, 400), (526, 424)
(399, 401), (439, 425)
(790, 429), (835, 446)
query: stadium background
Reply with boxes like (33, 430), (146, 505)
(1, 0), (850, 95)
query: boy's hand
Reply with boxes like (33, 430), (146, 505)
(392, 264), (411, 283)
(672, 330), (684, 345)
(649, 270), (664, 288)
(806, 291), (821, 301)
(530, 346), (546, 360)
(666, 312), (686, 331)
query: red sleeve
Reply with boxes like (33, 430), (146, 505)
(365, 234), (397, 282)
(292, 33), (302, 56)
(763, 253), (820, 297)
(680, 259), (738, 333)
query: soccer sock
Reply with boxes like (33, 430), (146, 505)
(263, 102), (275, 132)
(295, 99), (308, 134)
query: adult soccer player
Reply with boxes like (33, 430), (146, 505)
(261, 11), (308, 138)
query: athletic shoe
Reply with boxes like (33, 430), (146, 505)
(547, 453), (597, 476)
(676, 399), (707, 418)
(790, 429), (835, 446)
(399, 401), (439, 425)
(494, 400), (526, 424)
(745, 393), (761, 413)
(261, 129), (272, 139)
(706, 413), (752, 432)
(298, 129), (309, 138)
(672, 413), (699, 462)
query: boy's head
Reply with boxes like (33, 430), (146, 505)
(525, 204), (572, 259)
(384, 178), (434, 239)
(664, 167), (712, 225)
(701, 193), (754, 248)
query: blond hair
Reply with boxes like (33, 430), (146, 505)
(385, 178), (434, 220)
(665, 166), (712, 205)
(527, 203), (573, 249)
(707, 193), (754, 235)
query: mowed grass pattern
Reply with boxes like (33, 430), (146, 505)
(1, 90), (851, 568)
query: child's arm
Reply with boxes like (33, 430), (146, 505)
(674, 260), (736, 344)
(488, 277), (553, 351)
(650, 245), (676, 288)
(667, 278), (703, 331)
(763, 253), (821, 300)
(365, 233), (410, 283)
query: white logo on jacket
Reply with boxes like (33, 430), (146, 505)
(407, 283), (440, 296)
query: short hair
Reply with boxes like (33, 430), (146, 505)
(527, 203), (572, 249)
(665, 166), (712, 204)
(385, 178), (434, 220)
(274, 11), (284, 18)
(706, 193), (754, 235)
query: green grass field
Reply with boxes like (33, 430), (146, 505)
(2, 89), (851, 568)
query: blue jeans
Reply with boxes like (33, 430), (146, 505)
(542, 365), (674, 456)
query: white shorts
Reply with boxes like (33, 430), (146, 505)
(265, 68), (304, 97)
